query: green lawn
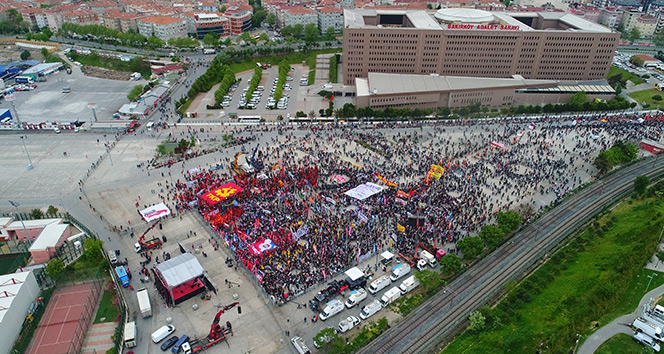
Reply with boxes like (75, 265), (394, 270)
(629, 88), (664, 109)
(94, 289), (120, 323)
(227, 48), (340, 74)
(442, 197), (664, 354)
(608, 66), (644, 85)
(595, 333), (642, 354)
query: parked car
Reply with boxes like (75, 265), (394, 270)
(160, 336), (179, 351)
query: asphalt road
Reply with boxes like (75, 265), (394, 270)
(358, 156), (664, 354)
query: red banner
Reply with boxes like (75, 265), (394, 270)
(201, 182), (243, 205)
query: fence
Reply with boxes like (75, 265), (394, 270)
(103, 242), (128, 354)
(65, 277), (103, 354)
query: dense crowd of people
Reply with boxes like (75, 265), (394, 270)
(155, 111), (664, 303)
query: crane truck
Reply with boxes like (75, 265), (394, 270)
(189, 302), (239, 353)
(134, 221), (163, 252)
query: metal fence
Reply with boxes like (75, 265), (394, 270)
(65, 277), (103, 354)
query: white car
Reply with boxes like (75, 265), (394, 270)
(337, 316), (360, 333)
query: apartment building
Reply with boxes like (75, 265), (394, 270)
(598, 7), (622, 29)
(103, 13), (143, 32)
(317, 6), (343, 32)
(137, 15), (187, 40)
(194, 13), (230, 38)
(343, 8), (619, 85)
(621, 9), (658, 36)
(277, 6), (317, 28)
(61, 10), (100, 26)
(225, 4), (252, 34)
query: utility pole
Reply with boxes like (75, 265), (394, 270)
(20, 136), (33, 170)
(8, 200), (32, 249)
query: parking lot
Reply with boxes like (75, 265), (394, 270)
(614, 51), (664, 84)
(4, 61), (139, 124)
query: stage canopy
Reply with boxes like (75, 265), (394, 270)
(155, 253), (204, 288)
(140, 203), (171, 222)
(345, 183), (384, 200)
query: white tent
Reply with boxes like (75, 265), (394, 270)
(155, 253), (204, 287)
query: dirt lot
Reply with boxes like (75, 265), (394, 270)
(0, 43), (46, 64)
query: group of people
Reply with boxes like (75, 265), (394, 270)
(153, 111), (664, 304)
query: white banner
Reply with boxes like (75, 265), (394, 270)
(140, 202), (171, 222)
(344, 183), (384, 201)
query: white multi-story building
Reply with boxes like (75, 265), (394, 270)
(316, 7), (343, 32)
(137, 16), (187, 41)
(598, 7), (623, 29)
(339, 0), (355, 9)
(278, 6), (317, 28)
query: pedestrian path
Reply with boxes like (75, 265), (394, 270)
(80, 322), (117, 354)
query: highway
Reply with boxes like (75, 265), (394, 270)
(359, 156), (664, 354)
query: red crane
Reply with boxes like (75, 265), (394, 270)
(191, 302), (239, 353)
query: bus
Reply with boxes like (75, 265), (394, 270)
(238, 116), (261, 123)
(128, 121), (139, 133)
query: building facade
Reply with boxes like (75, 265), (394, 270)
(598, 7), (622, 29)
(103, 13), (143, 32)
(343, 9), (620, 85)
(225, 5), (252, 34)
(137, 15), (187, 41)
(317, 7), (344, 32)
(194, 13), (230, 39)
(278, 6), (317, 28)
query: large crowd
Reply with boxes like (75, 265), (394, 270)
(156, 111), (664, 304)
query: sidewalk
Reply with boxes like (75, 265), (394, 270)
(80, 322), (117, 354)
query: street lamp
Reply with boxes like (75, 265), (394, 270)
(88, 103), (98, 122)
(8, 200), (32, 246)
(20, 136), (33, 170)
(647, 273), (658, 293)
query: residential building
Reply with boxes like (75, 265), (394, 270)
(622, 9), (658, 36)
(198, 0), (219, 12)
(343, 9), (619, 85)
(317, 6), (343, 32)
(278, 5), (317, 28)
(103, 13), (143, 32)
(137, 15), (187, 40)
(225, 4), (252, 34)
(61, 10), (100, 26)
(194, 13), (230, 38)
(598, 7), (622, 29)
(339, 0), (356, 9)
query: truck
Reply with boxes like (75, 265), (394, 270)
(14, 76), (34, 84)
(359, 300), (382, 320)
(419, 250), (436, 267)
(380, 286), (401, 307)
(399, 275), (420, 295)
(319, 299), (344, 321)
(390, 263), (411, 282)
(130, 72), (142, 80)
(368, 275), (391, 295)
(345, 288), (367, 309)
(134, 221), (163, 252)
(632, 317), (663, 340)
(337, 315), (360, 333)
(115, 266), (129, 287)
(137, 288), (152, 318)
(124, 321), (136, 348)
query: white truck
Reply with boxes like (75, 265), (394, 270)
(380, 286), (402, 307)
(124, 321), (136, 348)
(390, 263), (411, 282)
(345, 288), (367, 308)
(632, 316), (663, 340)
(419, 250), (436, 267)
(337, 315), (360, 333)
(319, 299), (344, 321)
(136, 288), (152, 318)
(399, 275), (420, 295)
(369, 275), (391, 295)
(360, 299), (382, 320)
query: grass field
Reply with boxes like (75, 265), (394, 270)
(442, 197), (664, 354)
(608, 66), (644, 85)
(227, 48), (341, 74)
(595, 333), (642, 354)
(629, 88), (664, 109)
(93, 289), (120, 323)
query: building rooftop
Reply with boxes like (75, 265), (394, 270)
(0, 271), (33, 323)
(29, 223), (68, 251)
(155, 253), (205, 287)
(356, 72), (558, 96)
(138, 15), (184, 25)
(6, 218), (61, 231)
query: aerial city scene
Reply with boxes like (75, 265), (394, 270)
(1, 0), (664, 352)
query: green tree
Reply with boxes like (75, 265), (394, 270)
(82, 238), (104, 264)
(313, 327), (338, 349)
(414, 270), (442, 295)
(496, 210), (522, 234)
(42, 26), (53, 39)
(46, 205), (59, 216)
(267, 13), (276, 27)
(252, 8), (266, 28)
(30, 208), (44, 219)
(439, 254), (462, 276)
(304, 23), (319, 43)
(203, 32), (219, 47)
(41, 47), (48, 59)
(259, 32), (269, 42)
(20, 49), (30, 60)
(657, 251), (664, 264)
(654, 32), (664, 47)
(635, 175), (650, 195)
(630, 55), (645, 67)
(479, 225), (505, 249)
(628, 28), (642, 42)
(292, 24), (304, 39)
(45, 258), (65, 278)
(146, 35), (165, 48)
(127, 85), (143, 102)
(220, 5), (227, 12)
(468, 310), (486, 333)
(324, 27), (336, 40)
(568, 91), (588, 109)
(594, 154), (612, 174)
(457, 236), (484, 260)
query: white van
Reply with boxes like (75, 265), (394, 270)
(399, 275), (420, 295)
(337, 315), (360, 333)
(107, 250), (118, 265)
(146, 121), (154, 131)
(345, 288), (367, 308)
(151, 324), (176, 343)
(291, 336), (311, 354)
(380, 286), (401, 307)
(653, 305), (664, 320)
(360, 299), (382, 320)
(368, 275), (391, 295)
(390, 264), (411, 282)
(320, 299), (344, 321)
(632, 317), (663, 340)
(420, 250), (436, 267)
(634, 332), (661, 352)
